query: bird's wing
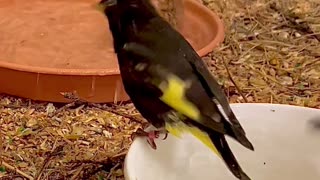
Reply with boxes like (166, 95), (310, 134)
(138, 17), (244, 132)
(183, 48), (246, 134)
(123, 41), (254, 150)
(122, 42), (227, 134)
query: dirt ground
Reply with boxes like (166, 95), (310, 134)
(0, 0), (319, 179)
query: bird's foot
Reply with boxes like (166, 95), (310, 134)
(131, 128), (168, 149)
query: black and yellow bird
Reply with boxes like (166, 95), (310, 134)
(96, 0), (254, 179)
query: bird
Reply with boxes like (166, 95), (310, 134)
(96, 0), (254, 179)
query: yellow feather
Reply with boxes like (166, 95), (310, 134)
(155, 72), (221, 157)
(165, 121), (222, 158)
(159, 75), (200, 120)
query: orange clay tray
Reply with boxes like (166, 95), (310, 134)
(0, 0), (224, 103)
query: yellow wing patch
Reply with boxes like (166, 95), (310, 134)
(165, 121), (222, 158)
(152, 70), (221, 156)
(159, 75), (200, 121)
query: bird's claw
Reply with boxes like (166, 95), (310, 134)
(131, 128), (168, 150)
(130, 128), (148, 140)
(147, 138), (157, 150)
(162, 132), (168, 140)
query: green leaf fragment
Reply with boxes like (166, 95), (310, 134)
(97, 175), (104, 180)
(0, 166), (6, 173)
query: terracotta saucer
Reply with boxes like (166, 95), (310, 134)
(0, 0), (225, 103)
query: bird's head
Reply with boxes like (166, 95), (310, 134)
(96, 0), (158, 18)
(95, 0), (118, 14)
(95, 0), (161, 53)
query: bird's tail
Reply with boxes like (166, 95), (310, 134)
(225, 120), (254, 151)
(166, 122), (251, 180)
(209, 132), (251, 180)
(202, 112), (254, 151)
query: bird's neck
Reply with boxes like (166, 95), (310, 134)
(106, 13), (125, 53)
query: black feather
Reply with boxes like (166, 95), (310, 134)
(209, 132), (251, 180)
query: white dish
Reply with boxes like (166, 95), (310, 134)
(124, 103), (320, 180)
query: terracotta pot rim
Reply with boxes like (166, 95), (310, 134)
(0, 60), (120, 76)
(192, 0), (225, 57)
(0, 0), (224, 76)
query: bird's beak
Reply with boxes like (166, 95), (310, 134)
(93, 0), (117, 13)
